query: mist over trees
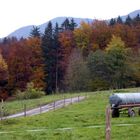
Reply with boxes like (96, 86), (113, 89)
(0, 16), (140, 99)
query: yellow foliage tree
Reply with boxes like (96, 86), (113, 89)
(0, 53), (8, 81)
(0, 52), (8, 99)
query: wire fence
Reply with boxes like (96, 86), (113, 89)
(0, 90), (128, 121)
(1, 90), (139, 120)
(0, 95), (86, 120)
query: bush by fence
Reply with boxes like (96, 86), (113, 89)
(15, 82), (45, 100)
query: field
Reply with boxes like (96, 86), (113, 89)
(0, 88), (140, 140)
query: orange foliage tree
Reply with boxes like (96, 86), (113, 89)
(25, 37), (45, 89)
(58, 30), (75, 89)
(7, 38), (44, 94)
(0, 51), (9, 99)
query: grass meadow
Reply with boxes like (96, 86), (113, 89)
(0, 88), (140, 140)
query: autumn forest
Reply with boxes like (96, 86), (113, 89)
(0, 15), (140, 99)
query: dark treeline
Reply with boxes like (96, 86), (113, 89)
(0, 15), (140, 99)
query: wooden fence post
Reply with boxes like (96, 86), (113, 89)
(53, 101), (55, 111)
(71, 96), (72, 104)
(39, 103), (42, 114)
(24, 104), (26, 117)
(78, 96), (80, 102)
(85, 93), (88, 99)
(64, 96), (65, 107)
(0, 99), (4, 120)
(106, 106), (111, 140)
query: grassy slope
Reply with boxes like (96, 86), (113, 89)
(0, 88), (140, 140)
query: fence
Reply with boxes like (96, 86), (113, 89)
(0, 99), (3, 120)
(0, 95), (85, 120)
(105, 106), (111, 140)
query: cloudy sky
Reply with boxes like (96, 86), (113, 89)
(0, 0), (140, 38)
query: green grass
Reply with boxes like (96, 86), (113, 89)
(0, 88), (140, 140)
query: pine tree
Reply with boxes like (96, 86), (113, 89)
(41, 22), (56, 94)
(61, 18), (70, 30)
(125, 15), (132, 26)
(70, 18), (77, 30)
(134, 14), (140, 22)
(53, 23), (61, 92)
(116, 16), (123, 24)
(109, 18), (116, 26)
(30, 26), (41, 38)
(61, 18), (77, 31)
(133, 14), (140, 25)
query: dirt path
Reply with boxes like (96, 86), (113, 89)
(3, 96), (85, 119)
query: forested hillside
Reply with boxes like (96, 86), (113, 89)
(0, 15), (140, 99)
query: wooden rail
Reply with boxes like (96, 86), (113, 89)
(111, 103), (140, 109)
(119, 103), (140, 108)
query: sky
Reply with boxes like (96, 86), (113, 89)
(0, 0), (140, 38)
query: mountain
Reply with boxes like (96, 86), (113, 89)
(7, 10), (140, 39)
(8, 17), (93, 39)
(120, 9), (140, 21)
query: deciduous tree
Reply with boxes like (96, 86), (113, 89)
(106, 35), (128, 88)
(65, 48), (90, 91)
(0, 51), (8, 99)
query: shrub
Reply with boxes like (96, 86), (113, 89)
(113, 89), (129, 93)
(15, 82), (45, 100)
(89, 78), (110, 91)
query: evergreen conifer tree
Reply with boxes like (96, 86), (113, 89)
(116, 16), (123, 24)
(61, 18), (70, 30)
(41, 22), (55, 94)
(30, 26), (41, 38)
(109, 18), (116, 26)
(70, 18), (77, 30)
(133, 14), (140, 25)
(53, 23), (61, 92)
(125, 15), (132, 26)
